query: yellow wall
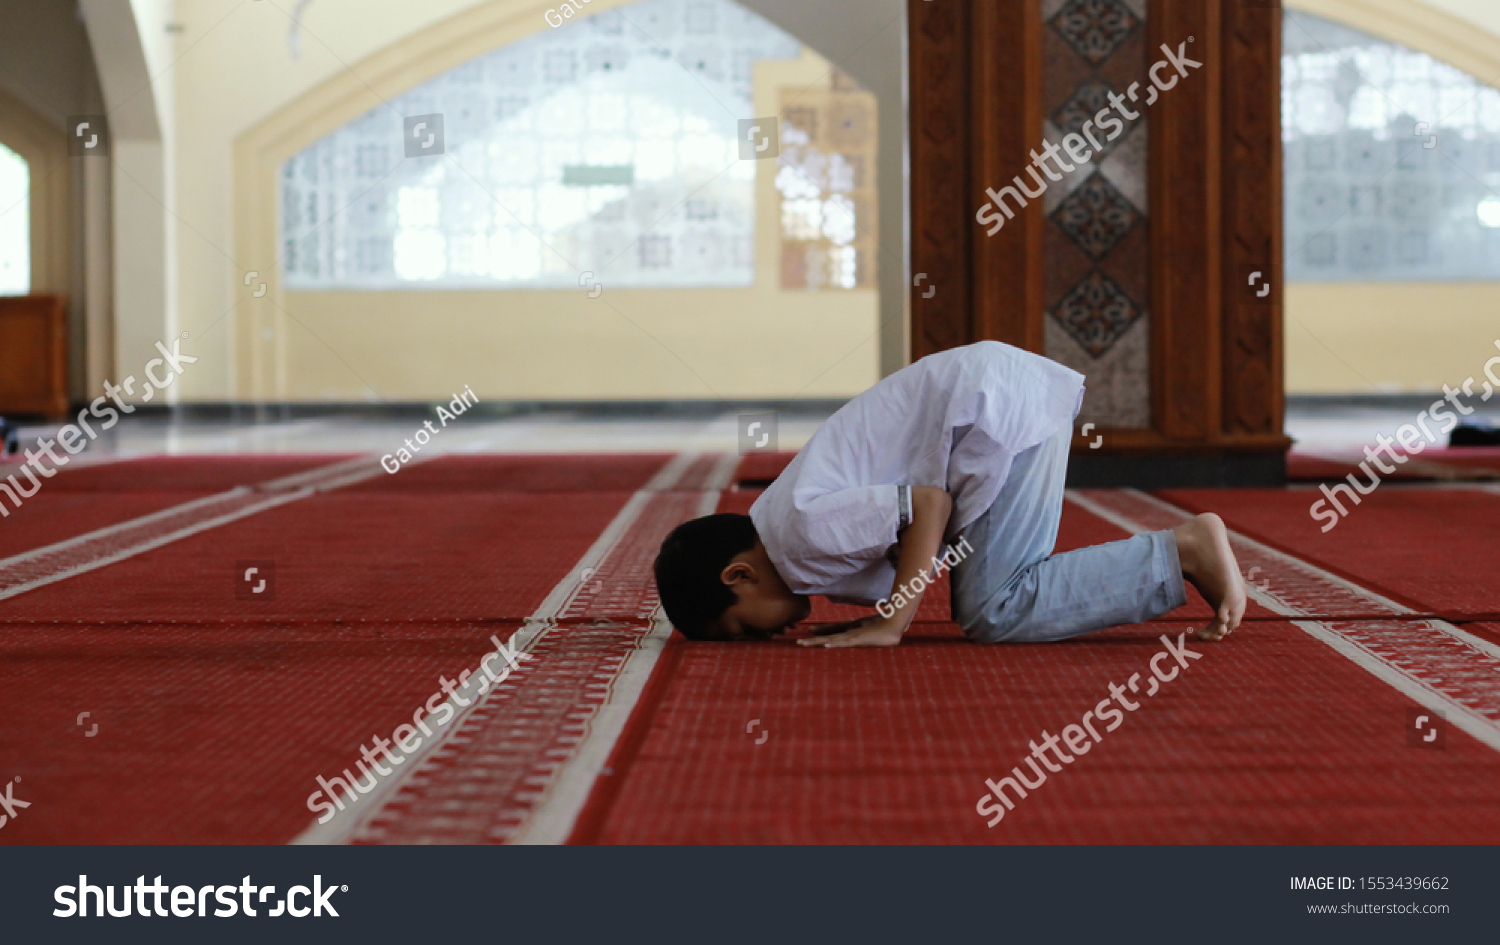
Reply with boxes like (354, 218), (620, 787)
(1286, 0), (1500, 393)
(283, 288), (875, 400)
(1286, 284), (1500, 391)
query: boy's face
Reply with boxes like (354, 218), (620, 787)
(708, 540), (811, 640)
(712, 587), (811, 641)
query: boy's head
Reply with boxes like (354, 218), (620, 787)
(654, 513), (810, 641)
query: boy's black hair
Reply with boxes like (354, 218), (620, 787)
(653, 512), (758, 640)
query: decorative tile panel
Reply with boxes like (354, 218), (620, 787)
(1052, 174), (1140, 260)
(1051, 80), (1126, 159)
(1042, 0), (1150, 428)
(1050, 0), (1139, 66)
(1052, 270), (1142, 357)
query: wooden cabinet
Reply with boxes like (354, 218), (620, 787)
(0, 294), (68, 418)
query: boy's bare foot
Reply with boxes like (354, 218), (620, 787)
(1172, 513), (1246, 641)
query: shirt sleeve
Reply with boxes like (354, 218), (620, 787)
(792, 484), (902, 555)
(762, 483), (902, 590)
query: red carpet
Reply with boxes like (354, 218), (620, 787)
(0, 455), (668, 843)
(5, 452), (1499, 845)
(1159, 487), (1500, 619)
(568, 464), (1500, 843)
(0, 456), (339, 559)
(1288, 448), (1500, 482)
(575, 486), (1500, 843)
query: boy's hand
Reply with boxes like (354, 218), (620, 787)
(808, 616), (879, 636)
(796, 617), (903, 648)
(791, 486), (951, 650)
(772, 616), (876, 642)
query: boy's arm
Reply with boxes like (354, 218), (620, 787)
(798, 485), (952, 648)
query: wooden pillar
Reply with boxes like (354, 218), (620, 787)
(970, 0), (1046, 354)
(1220, 0), (1286, 444)
(908, 0), (975, 359)
(1151, 1), (1222, 443)
(909, 0), (1045, 359)
(907, 0), (1289, 486)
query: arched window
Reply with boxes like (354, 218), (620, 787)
(0, 142), (28, 296)
(1284, 10), (1500, 281)
(281, 0), (809, 289)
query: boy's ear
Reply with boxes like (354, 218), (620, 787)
(719, 560), (753, 587)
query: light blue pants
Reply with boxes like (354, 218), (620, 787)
(950, 425), (1187, 643)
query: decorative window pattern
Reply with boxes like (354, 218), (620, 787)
(281, 0), (801, 289)
(1284, 11), (1500, 281)
(776, 73), (878, 290)
(1041, 0), (1151, 430)
(0, 142), (27, 296)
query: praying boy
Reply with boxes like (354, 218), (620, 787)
(653, 341), (1246, 647)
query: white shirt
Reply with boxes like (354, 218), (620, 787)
(749, 341), (1085, 605)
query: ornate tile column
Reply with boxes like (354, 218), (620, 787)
(1042, 0), (1152, 429)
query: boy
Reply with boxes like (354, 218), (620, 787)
(654, 341), (1246, 647)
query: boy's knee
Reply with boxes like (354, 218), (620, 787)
(955, 567), (1045, 643)
(965, 620), (1038, 644)
(959, 598), (1039, 644)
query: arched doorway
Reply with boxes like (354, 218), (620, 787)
(233, 0), (898, 404)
